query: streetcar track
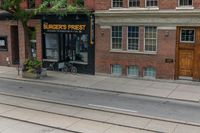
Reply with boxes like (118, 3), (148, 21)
(0, 115), (82, 133)
(0, 94), (199, 133)
(0, 91), (199, 128)
(0, 102), (160, 133)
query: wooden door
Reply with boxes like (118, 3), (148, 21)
(179, 50), (194, 77)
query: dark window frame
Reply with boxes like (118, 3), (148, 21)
(27, 0), (35, 9)
(112, 0), (123, 8)
(112, 26), (122, 49)
(129, 0), (140, 7)
(128, 26), (139, 50)
(0, 36), (7, 50)
(180, 28), (195, 43)
(146, 0), (158, 7)
(179, 0), (193, 6)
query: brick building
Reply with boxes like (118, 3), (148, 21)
(1, 0), (200, 80)
(94, 0), (200, 80)
(0, 0), (95, 74)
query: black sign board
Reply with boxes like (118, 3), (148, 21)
(165, 58), (174, 63)
(42, 22), (87, 33)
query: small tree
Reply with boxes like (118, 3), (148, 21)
(0, 0), (84, 59)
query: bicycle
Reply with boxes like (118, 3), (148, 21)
(47, 62), (56, 71)
(62, 62), (77, 74)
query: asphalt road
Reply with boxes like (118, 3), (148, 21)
(0, 78), (200, 124)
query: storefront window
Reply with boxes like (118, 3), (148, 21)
(78, 34), (88, 63)
(45, 33), (59, 60)
(65, 34), (88, 64)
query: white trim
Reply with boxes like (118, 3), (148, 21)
(176, 6), (194, 10)
(144, 7), (159, 10)
(144, 26), (158, 53)
(100, 26), (111, 29)
(110, 49), (157, 55)
(180, 28), (195, 43)
(157, 27), (176, 30)
(109, 7), (159, 11)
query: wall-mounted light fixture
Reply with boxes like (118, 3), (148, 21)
(165, 31), (169, 37)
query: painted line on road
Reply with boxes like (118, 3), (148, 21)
(88, 104), (138, 113)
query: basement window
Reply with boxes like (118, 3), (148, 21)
(144, 67), (156, 78)
(111, 64), (122, 76)
(127, 65), (139, 77)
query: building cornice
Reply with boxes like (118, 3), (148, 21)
(95, 9), (200, 17)
(95, 9), (200, 26)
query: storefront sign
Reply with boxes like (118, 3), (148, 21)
(43, 23), (87, 33)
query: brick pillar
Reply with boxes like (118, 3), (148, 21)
(122, 26), (127, 51)
(124, 0), (128, 8)
(36, 22), (42, 61)
(140, 0), (145, 7)
(140, 26), (144, 52)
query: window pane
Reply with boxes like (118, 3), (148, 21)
(129, 0), (140, 7)
(112, 64), (122, 76)
(113, 0), (123, 7)
(180, 0), (192, 6)
(45, 34), (59, 60)
(145, 26), (157, 52)
(146, 0), (158, 7)
(128, 26), (139, 50)
(144, 67), (156, 77)
(181, 29), (195, 42)
(128, 65), (139, 76)
(112, 26), (122, 49)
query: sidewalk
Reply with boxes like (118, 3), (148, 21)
(0, 66), (200, 102)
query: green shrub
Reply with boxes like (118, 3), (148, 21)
(22, 58), (42, 74)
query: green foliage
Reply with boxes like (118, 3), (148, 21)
(23, 58), (42, 73)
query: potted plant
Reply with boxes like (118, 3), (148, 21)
(22, 58), (42, 79)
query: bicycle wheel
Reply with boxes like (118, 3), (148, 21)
(62, 66), (68, 73)
(71, 66), (77, 74)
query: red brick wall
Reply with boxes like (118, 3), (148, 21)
(18, 19), (42, 65)
(159, 0), (177, 9)
(95, 25), (176, 79)
(0, 21), (11, 66)
(94, 0), (200, 10)
(193, 0), (200, 9)
(28, 20), (42, 61)
(94, 0), (111, 10)
(84, 0), (95, 10)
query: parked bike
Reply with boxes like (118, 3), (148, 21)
(62, 62), (77, 74)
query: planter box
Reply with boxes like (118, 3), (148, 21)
(22, 71), (40, 79)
